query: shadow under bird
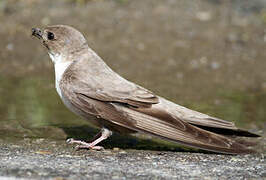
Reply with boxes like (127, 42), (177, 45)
(32, 25), (260, 154)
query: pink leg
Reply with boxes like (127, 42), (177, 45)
(66, 128), (112, 150)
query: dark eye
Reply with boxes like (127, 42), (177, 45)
(47, 32), (55, 40)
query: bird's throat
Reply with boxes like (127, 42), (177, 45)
(49, 53), (72, 98)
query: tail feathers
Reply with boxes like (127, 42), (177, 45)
(159, 98), (260, 138)
(135, 115), (255, 154)
(191, 124), (260, 137)
(118, 106), (258, 154)
(229, 137), (260, 147)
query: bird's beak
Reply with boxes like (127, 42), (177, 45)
(31, 28), (43, 39)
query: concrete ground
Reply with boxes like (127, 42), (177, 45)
(0, 139), (265, 180)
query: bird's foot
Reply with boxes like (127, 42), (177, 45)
(66, 128), (112, 151)
(66, 138), (104, 150)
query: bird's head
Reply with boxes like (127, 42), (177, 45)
(32, 25), (88, 63)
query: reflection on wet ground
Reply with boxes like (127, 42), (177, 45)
(0, 0), (265, 151)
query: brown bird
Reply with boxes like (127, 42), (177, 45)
(32, 25), (259, 154)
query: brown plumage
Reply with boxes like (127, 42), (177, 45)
(32, 25), (260, 154)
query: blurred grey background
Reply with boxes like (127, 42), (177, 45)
(0, 0), (265, 149)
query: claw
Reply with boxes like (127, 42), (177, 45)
(74, 145), (104, 151)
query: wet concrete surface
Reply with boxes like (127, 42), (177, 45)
(0, 139), (265, 180)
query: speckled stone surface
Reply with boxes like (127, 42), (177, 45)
(0, 139), (265, 180)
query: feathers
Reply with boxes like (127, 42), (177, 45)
(59, 53), (259, 154)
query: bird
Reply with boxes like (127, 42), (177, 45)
(31, 25), (260, 154)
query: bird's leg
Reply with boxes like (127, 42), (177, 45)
(66, 128), (112, 150)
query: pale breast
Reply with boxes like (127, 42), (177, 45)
(49, 53), (72, 98)
(49, 53), (92, 120)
